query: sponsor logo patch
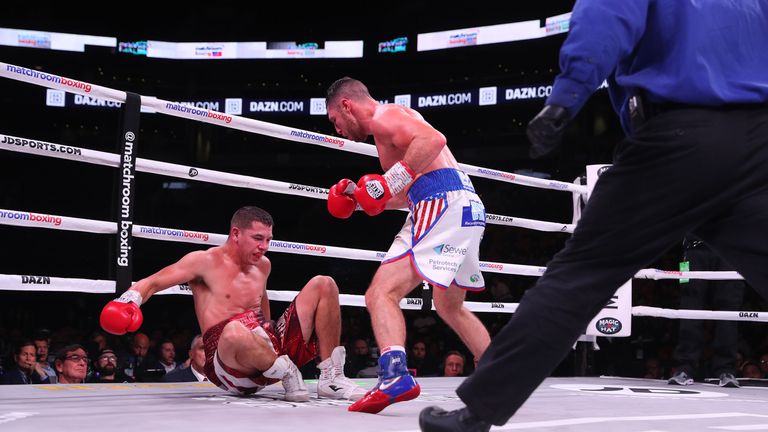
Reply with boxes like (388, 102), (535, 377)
(595, 317), (622, 335)
(366, 180), (385, 199)
(461, 200), (485, 227)
(432, 244), (467, 256)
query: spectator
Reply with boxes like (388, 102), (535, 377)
(171, 330), (193, 366)
(740, 361), (764, 379)
(54, 344), (89, 384)
(33, 335), (57, 383)
(760, 353), (768, 378)
(88, 330), (108, 355)
(408, 340), (439, 377)
(344, 338), (374, 378)
(120, 332), (153, 381)
(442, 351), (466, 377)
(162, 335), (207, 382)
(643, 358), (663, 379)
(34, 328), (54, 362)
(87, 348), (133, 383)
(735, 350), (748, 373)
(0, 340), (51, 384)
(356, 341), (381, 378)
(154, 339), (181, 373)
(487, 277), (515, 304)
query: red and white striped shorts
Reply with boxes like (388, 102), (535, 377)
(202, 302), (318, 394)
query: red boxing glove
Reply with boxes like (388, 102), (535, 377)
(327, 178), (357, 219)
(354, 160), (415, 216)
(100, 290), (144, 335)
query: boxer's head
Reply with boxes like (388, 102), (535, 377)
(231, 206), (273, 230)
(230, 206), (274, 264)
(326, 76), (371, 142)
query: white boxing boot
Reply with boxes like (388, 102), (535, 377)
(317, 346), (367, 401)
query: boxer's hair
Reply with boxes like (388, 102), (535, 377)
(326, 76), (370, 106)
(231, 206), (273, 229)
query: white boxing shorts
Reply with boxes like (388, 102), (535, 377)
(383, 168), (486, 290)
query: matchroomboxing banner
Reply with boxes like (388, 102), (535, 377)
(114, 92), (141, 292)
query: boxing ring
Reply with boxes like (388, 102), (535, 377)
(2, 62), (768, 431)
(3, 377), (768, 431)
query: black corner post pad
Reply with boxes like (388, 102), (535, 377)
(113, 92), (142, 293)
(421, 282), (433, 312)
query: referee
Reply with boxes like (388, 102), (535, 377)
(420, 1), (768, 430)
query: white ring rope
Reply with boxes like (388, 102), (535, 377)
(633, 269), (743, 281)
(0, 132), (577, 233)
(0, 61), (587, 196)
(5, 273), (765, 322)
(0, 207), (744, 281)
(632, 306), (767, 323)
(0, 273), (513, 313)
(0, 274), (116, 294)
(0, 207), (538, 274)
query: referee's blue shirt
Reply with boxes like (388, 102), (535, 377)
(547, 0), (768, 134)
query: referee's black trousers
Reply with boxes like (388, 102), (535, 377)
(458, 106), (768, 425)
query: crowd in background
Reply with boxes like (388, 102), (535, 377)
(2, 229), (767, 385)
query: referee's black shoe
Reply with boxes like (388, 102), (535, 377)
(419, 406), (491, 432)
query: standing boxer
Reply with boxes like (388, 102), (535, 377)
(325, 77), (491, 413)
(99, 206), (365, 402)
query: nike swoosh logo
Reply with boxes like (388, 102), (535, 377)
(328, 385), (342, 392)
(379, 376), (402, 391)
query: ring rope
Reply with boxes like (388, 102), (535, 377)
(0, 207), (744, 281)
(0, 208), (539, 274)
(0, 61), (587, 195)
(4, 274), (763, 322)
(0, 132), (576, 233)
(632, 306), (767, 323)
(0, 273), (508, 312)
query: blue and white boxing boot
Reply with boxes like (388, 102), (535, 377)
(348, 347), (420, 413)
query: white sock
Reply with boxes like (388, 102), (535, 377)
(382, 345), (405, 354)
(263, 355), (288, 379)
